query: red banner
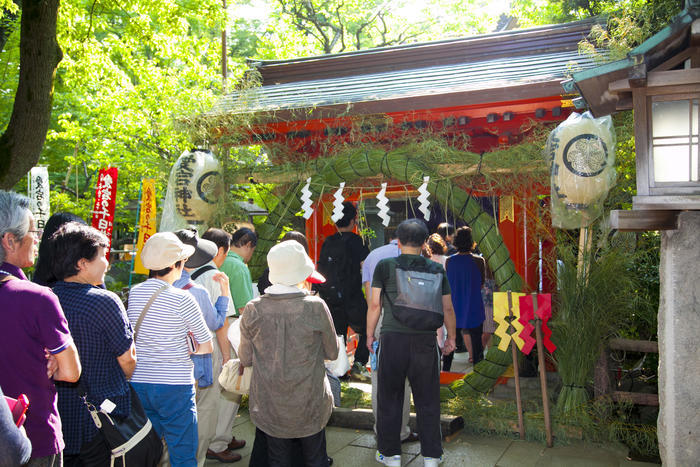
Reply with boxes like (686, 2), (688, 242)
(518, 294), (555, 355)
(91, 167), (119, 260)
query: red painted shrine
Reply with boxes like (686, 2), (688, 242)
(212, 19), (602, 293)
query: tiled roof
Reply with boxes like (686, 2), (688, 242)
(211, 19), (602, 119)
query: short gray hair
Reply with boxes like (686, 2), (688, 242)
(0, 190), (32, 264)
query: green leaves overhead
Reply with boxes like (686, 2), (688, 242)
(35, 0), (226, 221)
(231, 0), (510, 59)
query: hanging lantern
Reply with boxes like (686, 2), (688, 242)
(545, 111), (616, 228)
(160, 149), (222, 231)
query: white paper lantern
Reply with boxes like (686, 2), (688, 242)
(545, 112), (616, 228)
(546, 112), (616, 208)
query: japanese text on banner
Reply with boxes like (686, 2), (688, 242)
(134, 179), (156, 274)
(91, 168), (118, 260)
(29, 167), (50, 229)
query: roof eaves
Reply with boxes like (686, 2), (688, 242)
(246, 18), (599, 67)
(570, 7), (698, 116)
(571, 56), (635, 83)
(630, 9), (694, 56)
(208, 79), (567, 123)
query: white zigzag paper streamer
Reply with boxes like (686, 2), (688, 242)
(331, 182), (346, 223)
(300, 177), (314, 219)
(376, 182), (390, 227)
(417, 176), (431, 221)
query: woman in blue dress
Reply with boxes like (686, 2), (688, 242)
(445, 226), (486, 365)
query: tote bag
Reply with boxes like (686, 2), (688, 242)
(218, 359), (253, 395)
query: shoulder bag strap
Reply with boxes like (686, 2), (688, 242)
(190, 265), (216, 281)
(133, 284), (169, 341)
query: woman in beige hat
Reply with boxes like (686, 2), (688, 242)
(127, 232), (213, 466)
(239, 240), (338, 466)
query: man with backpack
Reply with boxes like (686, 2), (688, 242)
(317, 202), (370, 380)
(367, 219), (456, 467)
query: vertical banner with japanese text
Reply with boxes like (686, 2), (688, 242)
(29, 167), (50, 229)
(133, 179), (156, 274)
(91, 167), (119, 260)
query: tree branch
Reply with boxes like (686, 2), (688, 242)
(0, 2), (19, 52)
(0, 0), (62, 189)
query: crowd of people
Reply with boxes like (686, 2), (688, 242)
(0, 190), (494, 467)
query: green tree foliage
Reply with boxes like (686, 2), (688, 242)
(0, 2), (19, 50)
(511, 0), (682, 60)
(511, 0), (681, 29)
(1, 0), (226, 233)
(230, 0), (507, 59)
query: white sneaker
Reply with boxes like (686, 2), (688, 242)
(423, 455), (444, 467)
(375, 451), (401, 466)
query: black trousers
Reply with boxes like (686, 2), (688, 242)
(329, 297), (369, 366)
(442, 324), (484, 370)
(464, 324), (484, 365)
(264, 429), (329, 467)
(376, 332), (442, 458)
(63, 432), (111, 467)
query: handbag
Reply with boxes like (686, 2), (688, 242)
(80, 383), (162, 467)
(218, 359), (252, 395)
(74, 284), (170, 466)
(325, 335), (350, 377)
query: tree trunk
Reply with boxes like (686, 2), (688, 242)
(0, 0), (62, 189)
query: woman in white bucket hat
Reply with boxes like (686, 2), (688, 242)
(239, 240), (337, 466)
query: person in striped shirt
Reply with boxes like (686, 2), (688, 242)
(127, 232), (213, 467)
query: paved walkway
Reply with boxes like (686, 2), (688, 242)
(210, 410), (660, 467)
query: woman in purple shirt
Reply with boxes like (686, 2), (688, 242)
(0, 190), (81, 466)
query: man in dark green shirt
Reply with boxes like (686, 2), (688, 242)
(367, 219), (456, 467)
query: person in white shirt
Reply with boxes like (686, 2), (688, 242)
(199, 228), (248, 462)
(127, 232), (213, 467)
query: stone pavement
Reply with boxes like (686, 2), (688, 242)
(207, 409), (660, 467)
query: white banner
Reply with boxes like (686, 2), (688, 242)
(29, 167), (50, 229)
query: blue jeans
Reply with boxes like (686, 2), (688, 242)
(131, 383), (197, 467)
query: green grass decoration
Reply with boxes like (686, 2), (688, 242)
(217, 125), (549, 398)
(246, 142), (528, 396)
(552, 230), (637, 415)
(206, 106), (659, 458)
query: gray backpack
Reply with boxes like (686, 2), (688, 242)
(393, 265), (444, 331)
